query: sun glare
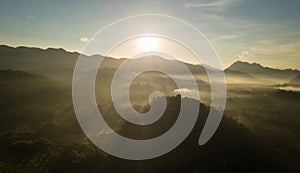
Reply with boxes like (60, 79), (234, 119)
(138, 37), (159, 51)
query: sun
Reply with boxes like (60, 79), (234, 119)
(138, 37), (159, 51)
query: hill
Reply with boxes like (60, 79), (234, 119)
(224, 69), (257, 84)
(0, 45), (80, 79)
(0, 50), (298, 172)
(2, 44), (300, 85)
(0, 45), (207, 80)
(0, 45), (252, 85)
(0, 70), (292, 172)
(227, 61), (300, 83)
(288, 75), (300, 86)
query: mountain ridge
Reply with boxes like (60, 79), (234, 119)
(1, 45), (299, 84)
(2, 45), (299, 71)
(288, 75), (300, 86)
(226, 61), (300, 83)
(227, 60), (300, 74)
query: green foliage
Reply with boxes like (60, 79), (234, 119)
(0, 68), (299, 172)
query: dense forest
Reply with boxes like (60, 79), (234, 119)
(0, 69), (298, 173)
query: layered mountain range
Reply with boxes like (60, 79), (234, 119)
(1, 45), (299, 84)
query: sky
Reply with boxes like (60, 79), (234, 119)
(0, 0), (300, 69)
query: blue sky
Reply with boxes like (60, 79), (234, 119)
(1, 0), (300, 69)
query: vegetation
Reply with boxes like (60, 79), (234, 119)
(0, 46), (299, 172)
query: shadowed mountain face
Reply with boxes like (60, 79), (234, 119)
(0, 45), (79, 79)
(0, 70), (293, 173)
(0, 45), (209, 82)
(224, 68), (256, 84)
(2, 45), (300, 85)
(289, 75), (300, 86)
(227, 61), (300, 83)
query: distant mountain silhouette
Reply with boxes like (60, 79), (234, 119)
(228, 61), (299, 74)
(0, 45), (210, 83)
(0, 45), (80, 79)
(224, 68), (256, 83)
(0, 69), (47, 80)
(227, 61), (300, 82)
(288, 75), (300, 86)
(1, 45), (300, 84)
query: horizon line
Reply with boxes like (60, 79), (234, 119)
(0, 44), (299, 71)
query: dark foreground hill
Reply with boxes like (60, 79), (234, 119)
(0, 70), (294, 173)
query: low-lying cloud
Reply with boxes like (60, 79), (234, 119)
(173, 88), (199, 100)
(80, 37), (89, 42)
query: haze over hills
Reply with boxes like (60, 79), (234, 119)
(1, 0), (300, 172)
(288, 75), (300, 86)
(1, 45), (300, 172)
(1, 45), (300, 85)
(223, 68), (256, 84)
(0, 68), (295, 172)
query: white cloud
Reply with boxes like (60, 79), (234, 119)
(173, 88), (199, 100)
(184, 0), (237, 8)
(174, 88), (191, 94)
(212, 34), (239, 42)
(80, 37), (89, 42)
(196, 12), (225, 21)
(25, 14), (34, 24)
(238, 50), (249, 59)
